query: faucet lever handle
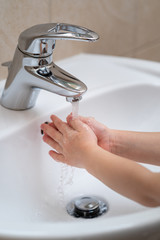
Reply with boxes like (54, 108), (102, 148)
(46, 23), (99, 42)
(18, 23), (99, 57)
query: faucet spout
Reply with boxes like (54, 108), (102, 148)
(25, 62), (87, 99)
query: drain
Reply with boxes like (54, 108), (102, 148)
(66, 196), (108, 218)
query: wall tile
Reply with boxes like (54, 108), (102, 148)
(134, 0), (160, 49)
(1, 0), (160, 81)
(134, 42), (160, 62)
(0, 0), (50, 80)
(50, 0), (137, 61)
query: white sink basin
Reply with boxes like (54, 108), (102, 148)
(0, 54), (160, 239)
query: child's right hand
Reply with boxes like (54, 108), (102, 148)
(67, 114), (114, 152)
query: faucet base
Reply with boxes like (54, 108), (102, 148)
(1, 87), (40, 110)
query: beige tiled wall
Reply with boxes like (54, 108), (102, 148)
(1, 0), (160, 80)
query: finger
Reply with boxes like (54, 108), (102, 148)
(43, 134), (62, 153)
(49, 121), (57, 128)
(41, 121), (50, 135)
(68, 118), (88, 132)
(78, 116), (94, 125)
(77, 116), (104, 134)
(66, 113), (72, 123)
(49, 150), (66, 164)
(50, 115), (72, 134)
(41, 123), (62, 143)
(67, 114), (90, 126)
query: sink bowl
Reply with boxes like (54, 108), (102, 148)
(0, 54), (160, 239)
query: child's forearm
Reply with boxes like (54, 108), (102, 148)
(110, 130), (160, 166)
(86, 146), (160, 207)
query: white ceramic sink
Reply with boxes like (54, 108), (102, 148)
(0, 54), (160, 240)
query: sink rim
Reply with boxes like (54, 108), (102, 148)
(0, 207), (160, 239)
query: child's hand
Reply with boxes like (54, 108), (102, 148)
(41, 115), (98, 168)
(67, 114), (113, 152)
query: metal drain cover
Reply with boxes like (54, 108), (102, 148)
(66, 196), (108, 218)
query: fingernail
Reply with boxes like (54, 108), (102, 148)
(41, 121), (48, 135)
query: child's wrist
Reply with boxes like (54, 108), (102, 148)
(108, 129), (122, 155)
(107, 129), (116, 154)
(109, 130), (129, 157)
(84, 145), (101, 172)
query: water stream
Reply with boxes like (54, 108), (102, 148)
(71, 100), (79, 119)
(57, 100), (79, 207)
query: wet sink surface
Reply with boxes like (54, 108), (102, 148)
(0, 54), (160, 239)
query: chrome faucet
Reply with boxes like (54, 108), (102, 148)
(1, 23), (99, 110)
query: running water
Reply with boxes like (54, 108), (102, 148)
(57, 100), (80, 206)
(71, 100), (79, 119)
(57, 163), (75, 207)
